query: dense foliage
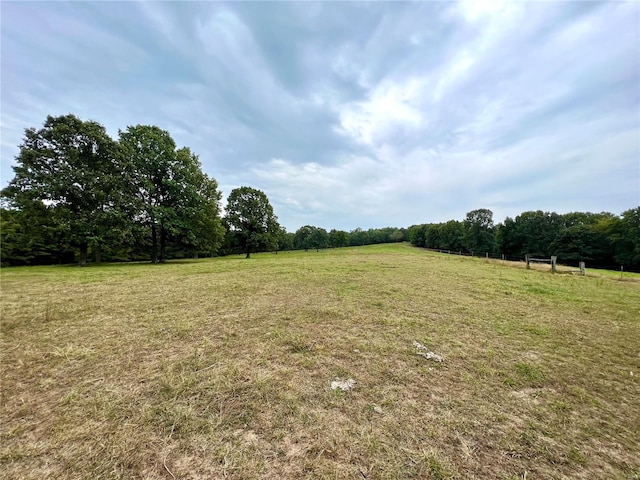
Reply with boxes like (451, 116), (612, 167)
(224, 187), (280, 258)
(409, 208), (640, 270)
(289, 226), (407, 251)
(2, 115), (224, 265)
(2, 115), (637, 270)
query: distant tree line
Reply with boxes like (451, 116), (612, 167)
(408, 208), (640, 271)
(288, 225), (407, 251)
(219, 225), (407, 256)
(2, 115), (638, 270)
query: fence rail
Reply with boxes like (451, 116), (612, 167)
(420, 248), (592, 276)
(525, 255), (558, 273)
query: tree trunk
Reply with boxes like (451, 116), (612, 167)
(95, 245), (102, 264)
(245, 244), (251, 259)
(79, 243), (88, 267)
(151, 222), (158, 263)
(160, 225), (167, 263)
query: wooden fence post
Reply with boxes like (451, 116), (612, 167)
(525, 254), (530, 269)
(551, 256), (557, 273)
(579, 262), (585, 276)
(486, 252), (489, 259)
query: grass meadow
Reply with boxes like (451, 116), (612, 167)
(1, 243), (639, 479)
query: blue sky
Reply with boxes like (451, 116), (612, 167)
(1, 1), (639, 232)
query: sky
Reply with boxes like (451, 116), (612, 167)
(1, 1), (639, 232)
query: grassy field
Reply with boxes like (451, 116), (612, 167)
(1, 243), (639, 479)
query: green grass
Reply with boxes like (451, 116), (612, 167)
(1, 243), (639, 479)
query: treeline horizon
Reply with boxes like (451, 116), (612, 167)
(408, 207), (640, 271)
(1, 114), (638, 271)
(3, 204), (638, 270)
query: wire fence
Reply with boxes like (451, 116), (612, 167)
(421, 248), (523, 263)
(419, 247), (638, 276)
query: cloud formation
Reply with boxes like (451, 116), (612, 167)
(2, 1), (638, 231)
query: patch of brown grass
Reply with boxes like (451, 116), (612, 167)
(1, 244), (639, 479)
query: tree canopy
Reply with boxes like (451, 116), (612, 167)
(225, 187), (280, 258)
(2, 114), (124, 265)
(2, 115), (224, 265)
(409, 208), (640, 270)
(463, 208), (495, 254)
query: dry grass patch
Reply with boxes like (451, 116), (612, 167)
(1, 244), (639, 479)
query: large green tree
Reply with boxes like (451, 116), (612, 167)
(225, 187), (280, 258)
(119, 126), (223, 262)
(2, 114), (125, 266)
(119, 125), (176, 263)
(463, 209), (495, 255)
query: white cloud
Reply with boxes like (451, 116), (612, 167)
(337, 78), (425, 147)
(458, 0), (519, 23)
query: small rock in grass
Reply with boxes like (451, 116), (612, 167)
(413, 341), (445, 362)
(373, 406), (383, 414)
(418, 351), (445, 362)
(331, 378), (355, 391)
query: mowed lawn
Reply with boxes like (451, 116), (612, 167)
(1, 244), (639, 479)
